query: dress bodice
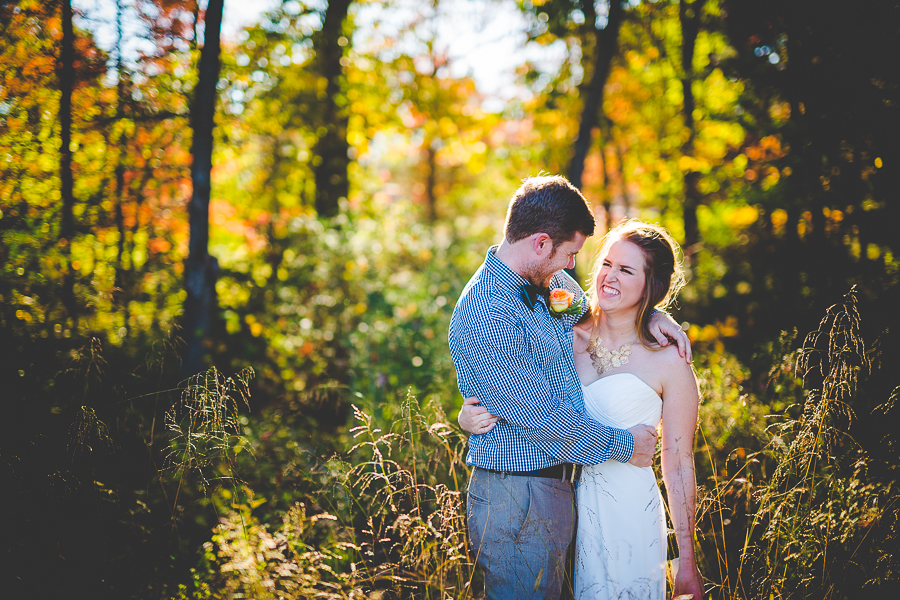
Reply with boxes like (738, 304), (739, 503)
(575, 372), (667, 600)
(581, 373), (662, 430)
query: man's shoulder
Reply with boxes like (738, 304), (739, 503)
(450, 271), (522, 339)
(550, 270), (586, 295)
(452, 278), (520, 322)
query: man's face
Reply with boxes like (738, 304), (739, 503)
(526, 232), (587, 287)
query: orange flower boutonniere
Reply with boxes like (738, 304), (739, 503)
(549, 288), (584, 315)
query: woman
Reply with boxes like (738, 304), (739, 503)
(461, 220), (703, 600)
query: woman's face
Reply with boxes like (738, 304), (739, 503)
(595, 239), (647, 313)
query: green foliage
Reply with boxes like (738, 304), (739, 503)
(211, 206), (491, 430)
(4, 0), (900, 598)
(187, 395), (476, 599)
(691, 0), (900, 358)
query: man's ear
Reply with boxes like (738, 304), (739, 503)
(532, 233), (552, 256)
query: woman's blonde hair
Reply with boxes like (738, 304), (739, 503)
(588, 219), (686, 347)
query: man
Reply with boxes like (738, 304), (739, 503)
(448, 175), (690, 600)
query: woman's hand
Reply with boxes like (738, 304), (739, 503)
(648, 311), (692, 363)
(457, 396), (499, 434)
(672, 563), (704, 599)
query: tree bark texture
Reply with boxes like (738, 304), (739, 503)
(59, 0), (76, 318)
(680, 0), (706, 253)
(567, 0), (625, 191)
(183, 0), (223, 375)
(312, 0), (352, 218)
(113, 0), (128, 307)
(425, 143), (437, 221)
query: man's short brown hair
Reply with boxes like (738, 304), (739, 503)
(503, 175), (595, 246)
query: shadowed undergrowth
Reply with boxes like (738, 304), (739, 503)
(178, 289), (899, 599)
(3, 290), (897, 599)
(694, 289), (900, 599)
(183, 394), (476, 599)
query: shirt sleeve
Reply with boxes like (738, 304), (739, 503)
(457, 307), (634, 465)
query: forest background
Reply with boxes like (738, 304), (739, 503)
(2, 0), (899, 598)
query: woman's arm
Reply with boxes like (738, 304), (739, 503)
(660, 356), (704, 599)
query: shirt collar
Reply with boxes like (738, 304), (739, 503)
(484, 245), (532, 294)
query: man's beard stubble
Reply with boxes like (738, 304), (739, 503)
(522, 255), (557, 288)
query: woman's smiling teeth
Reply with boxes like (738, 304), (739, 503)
(602, 285), (620, 296)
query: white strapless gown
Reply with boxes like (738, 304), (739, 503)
(575, 373), (667, 600)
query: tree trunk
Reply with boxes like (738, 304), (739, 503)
(567, 0), (625, 191)
(680, 0), (706, 253)
(113, 0), (127, 310)
(182, 0), (223, 375)
(59, 0), (76, 320)
(312, 0), (352, 218)
(612, 136), (633, 218)
(425, 142), (437, 221)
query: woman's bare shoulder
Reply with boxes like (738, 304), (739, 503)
(645, 340), (694, 373)
(651, 344), (698, 403)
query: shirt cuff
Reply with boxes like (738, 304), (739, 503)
(610, 428), (635, 463)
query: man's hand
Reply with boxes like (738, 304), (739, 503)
(626, 424), (658, 467)
(648, 311), (693, 364)
(458, 396), (500, 434)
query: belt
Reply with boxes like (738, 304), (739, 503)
(482, 463), (582, 483)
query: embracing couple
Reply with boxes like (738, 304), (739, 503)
(448, 175), (704, 599)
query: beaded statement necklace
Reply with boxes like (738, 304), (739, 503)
(587, 336), (635, 375)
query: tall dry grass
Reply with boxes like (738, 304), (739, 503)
(694, 289), (900, 599)
(179, 290), (899, 599)
(181, 392), (477, 599)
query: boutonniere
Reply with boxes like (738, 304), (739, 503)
(548, 288), (585, 315)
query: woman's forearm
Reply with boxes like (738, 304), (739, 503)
(659, 358), (703, 597)
(662, 459), (698, 566)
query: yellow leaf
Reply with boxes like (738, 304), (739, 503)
(725, 206), (759, 229)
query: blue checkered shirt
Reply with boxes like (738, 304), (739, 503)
(449, 246), (634, 472)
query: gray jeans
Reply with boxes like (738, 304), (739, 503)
(467, 467), (576, 600)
